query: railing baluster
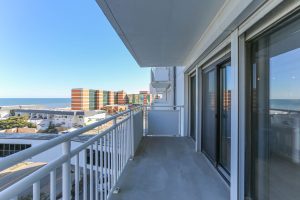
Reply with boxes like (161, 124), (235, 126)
(95, 141), (99, 200)
(33, 181), (40, 200)
(108, 132), (111, 193)
(99, 138), (103, 200)
(75, 154), (80, 200)
(118, 125), (121, 179)
(113, 121), (117, 186)
(62, 141), (71, 200)
(130, 111), (134, 157)
(89, 145), (94, 200)
(126, 120), (129, 162)
(121, 123), (125, 170)
(103, 135), (107, 199)
(83, 149), (88, 200)
(124, 121), (127, 163)
(50, 169), (56, 200)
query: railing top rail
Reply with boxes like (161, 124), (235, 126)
(0, 106), (141, 172)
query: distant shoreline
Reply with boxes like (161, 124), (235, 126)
(0, 98), (70, 109)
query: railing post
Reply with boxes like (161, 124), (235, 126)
(33, 181), (40, 200)
(130, 110), (134, 158)
(142, 106), (147, 136)
(113, 118), (117, 186)
(75, 154), (80, 200)
(50, 169), (57, 200)
(62, 141), (71, 200)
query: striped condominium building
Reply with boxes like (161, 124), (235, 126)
(71, 88), (152, 110)
(96, 90), (104, 109)
(108, 91), (115, 105)
(116, 90), (127, 105)
(71, 89), (90, 110)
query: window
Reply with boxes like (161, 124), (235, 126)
(0, 143), (31, 157)
(247, 13), (300, 200)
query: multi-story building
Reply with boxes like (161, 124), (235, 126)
(72, 89), (150, 110)
(89, 89), (97, 110)
(103, 90), (109, 106)
(108, 91), (115, 105)
(114, 92), (118, 104)
(95, 90), (103, 109)
(116, 90), (126, 105)
(127, 94), (134, 104)
(71, 88), (89, 111)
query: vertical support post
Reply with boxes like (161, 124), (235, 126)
(113, 118), (117, 186)
(130, 111), (134, 158)
(33, 181), (40, 200)
(184, 73), (189, 137)
(231, 29), (239, 200)
(238, 33), (246, 200)
(108, 133), (111, 192)
(103, 135), (107, 198)
(75, 154), (80, 200)
(198, 68), (203, 152)
(95, 141), (99, 200)
(99, 138), (104, 200)
(89, 145), (94, 200)
(83, 149), (88, 200)
(50, 169), (57, 200)
(62, 141), (71, 200)
(195, 67), (199, 152)
(142, 106), (145, 136)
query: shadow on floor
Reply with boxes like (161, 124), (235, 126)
(110, 137), (229, 200)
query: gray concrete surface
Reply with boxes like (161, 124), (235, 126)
(110, 137), (229, 200)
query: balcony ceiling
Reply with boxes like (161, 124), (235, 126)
(96, 0), (226, 67)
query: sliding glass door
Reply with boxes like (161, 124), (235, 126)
(219, 62), (232, 174)
(202, 59), (231, 179)
(202, 67), (217, 164)
(247, 14), (300, 200)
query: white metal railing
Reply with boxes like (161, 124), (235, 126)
(0, 106), (143, 200)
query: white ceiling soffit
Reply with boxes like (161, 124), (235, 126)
(96, 0), (253, 67)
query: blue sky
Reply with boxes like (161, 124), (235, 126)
(0, 0), (150, 98)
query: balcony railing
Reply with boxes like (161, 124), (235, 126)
(0, 106), (143, 200)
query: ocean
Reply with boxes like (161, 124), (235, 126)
(0, 98), (70, 108)
(270, 99), (300, 111)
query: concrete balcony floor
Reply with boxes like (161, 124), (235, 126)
(110, 137), (229, 200)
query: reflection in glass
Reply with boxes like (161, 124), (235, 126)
(219, 63), (232, 174)
(249, 15), (300, 200)
(202, 69), (217, 163)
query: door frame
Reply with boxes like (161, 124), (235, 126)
(189, 72), (197, 141)
(201, 54), (231, 182)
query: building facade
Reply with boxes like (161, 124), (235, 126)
(71, 88), (89, 111)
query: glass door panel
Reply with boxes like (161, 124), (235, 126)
(219, 62), (232, 174)
(248, 15), (300, 200)
(202, 68), (217, 163)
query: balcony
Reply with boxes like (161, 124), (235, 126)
(110, 137), (229, 200)
(0, 106), (228, 200)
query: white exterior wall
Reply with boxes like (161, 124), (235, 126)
(175, 67), (185, 106)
